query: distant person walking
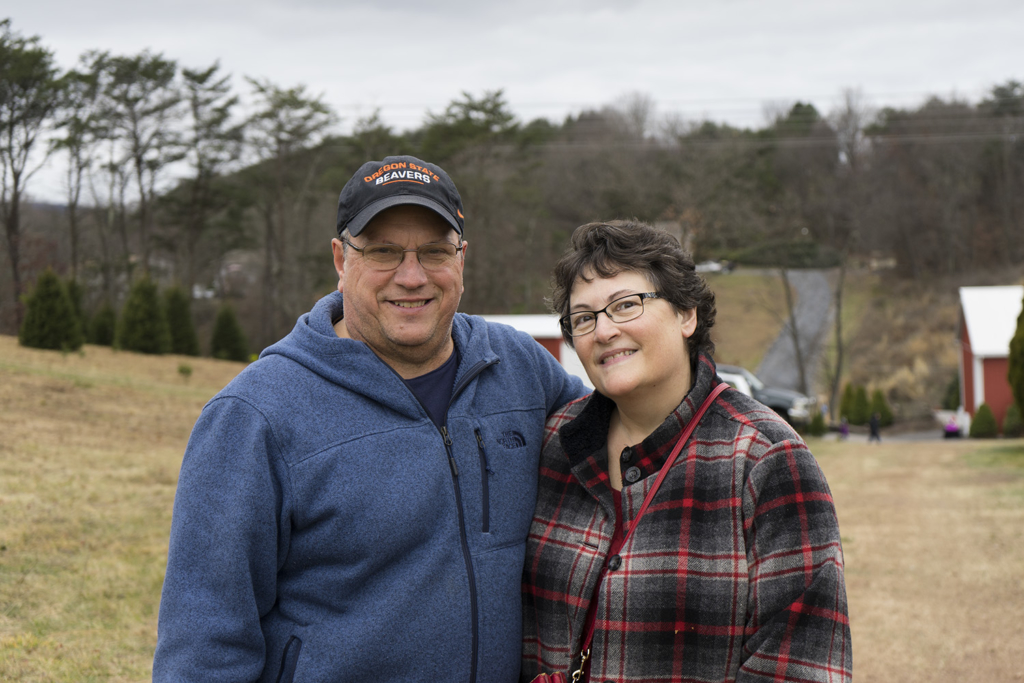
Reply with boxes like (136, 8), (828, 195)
(869, 412), (882, 442)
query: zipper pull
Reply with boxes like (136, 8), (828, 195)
(441, 426), (458, 476)
(475, 429), (492, 473)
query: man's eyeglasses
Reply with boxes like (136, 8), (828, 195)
(342, 238), (465, 271)
(560, 292), (661, 337)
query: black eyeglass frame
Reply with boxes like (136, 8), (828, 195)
(560, 292), (662, 337)
(341, 237), (465, 271)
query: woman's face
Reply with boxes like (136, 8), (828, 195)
(569, 268), (697, 403)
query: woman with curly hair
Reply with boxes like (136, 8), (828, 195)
(521, 220), (851, 682)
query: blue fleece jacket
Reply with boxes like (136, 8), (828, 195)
(153, 291), (587, 683)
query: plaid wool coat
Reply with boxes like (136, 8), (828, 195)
(521, 356), (851, 682)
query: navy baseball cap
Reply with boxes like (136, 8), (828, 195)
(336, 155), (465, 237)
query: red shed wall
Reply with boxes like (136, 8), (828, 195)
(535, 337), (561, 361)
(983, 357), (1013, 429)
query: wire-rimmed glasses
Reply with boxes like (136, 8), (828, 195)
(341, 238), (465, 271)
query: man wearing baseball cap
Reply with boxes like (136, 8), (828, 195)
(154, 156), (587, 682)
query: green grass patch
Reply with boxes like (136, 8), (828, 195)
(964, 441), (1024, 471)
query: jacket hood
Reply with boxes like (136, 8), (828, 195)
(258, 291), (498, 417)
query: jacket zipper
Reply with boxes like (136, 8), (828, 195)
(439, 357), (499, 683)
(475, 429), (491, 533)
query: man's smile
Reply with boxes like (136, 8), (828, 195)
(391, 299), (430, 309)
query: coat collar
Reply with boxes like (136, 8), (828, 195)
(559, 354), (720, 485)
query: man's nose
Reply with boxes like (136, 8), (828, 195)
(392, 250), (429, 287)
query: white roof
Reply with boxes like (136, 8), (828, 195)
(959, 286), (1024, 357)
(478, 314), (563, 339)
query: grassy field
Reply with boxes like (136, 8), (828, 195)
(0, 337), (244, 682)
(704, 269), (788, 371)
(2, 336), (1023, 681)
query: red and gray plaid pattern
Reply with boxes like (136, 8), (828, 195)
(522, 356), (852, 682)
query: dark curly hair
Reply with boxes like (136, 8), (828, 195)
(550, 219), (716, 369)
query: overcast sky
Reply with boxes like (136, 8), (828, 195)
(8, 0), (1024, 200)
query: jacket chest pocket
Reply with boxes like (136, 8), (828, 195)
(466, 416), (544, 547)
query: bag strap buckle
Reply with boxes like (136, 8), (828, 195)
(570, 648), (591, 683)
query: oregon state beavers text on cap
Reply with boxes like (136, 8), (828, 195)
(336, 155), (465, 237)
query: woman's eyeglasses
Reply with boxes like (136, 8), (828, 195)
(560, 292), (661, 337)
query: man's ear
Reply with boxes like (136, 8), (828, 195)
(331, 238), (345, 293)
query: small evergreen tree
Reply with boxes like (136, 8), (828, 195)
(1009, 293), (1024, 416)
(839, 383), (855, 421)
(65, 278), (87, 335)
(90, 302), (117, 346)
(807, 410), (827, 437)
(18, 268), (84, 351)
(211, 304), (249, 362)
(1003, 403), (1022, 438)
(870, 389), (894, 427)
(849, 385), (870, 426)
(942, 375), (960, 410)
(116, 278), (170, 354)
(969, 403), (998, 438)
(164, 286), (200, 356)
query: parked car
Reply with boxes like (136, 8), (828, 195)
(695, 260), (724, 273)
(716, 369), (753, 397)
(716, 364), (815, 426)
(695, 259), (736, 274)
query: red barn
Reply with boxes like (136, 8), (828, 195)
(958, 286), (1023, 430)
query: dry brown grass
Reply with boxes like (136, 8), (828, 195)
(707, 270), (787, 370)
(813, 436), (1024, 681)
(2, 335), (1023, 681)
(0, 337), (245, 682)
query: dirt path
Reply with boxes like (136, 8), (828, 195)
(814, 437), (1024, 682)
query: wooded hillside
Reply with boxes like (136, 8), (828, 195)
(3, 19), (1023, 386)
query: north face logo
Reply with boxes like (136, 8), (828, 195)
(497, 431), (526, 449)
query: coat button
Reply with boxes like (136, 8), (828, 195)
(619, 446), (633, 464)
(624, 466), (641, 483)
(607, 555), (622, 571)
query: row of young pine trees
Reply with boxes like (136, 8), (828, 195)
(18, 269), (250, 362)
(969, 402), (1023, 438)
(802, 383), (894, 437)
(816, 381), (1022, 437)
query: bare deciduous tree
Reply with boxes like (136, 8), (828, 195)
(245, 77), (336, 347)
(0, 19), (59, 326)
(101, 51), (182, 278)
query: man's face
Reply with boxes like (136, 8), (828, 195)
(332, 205), (467, 377)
